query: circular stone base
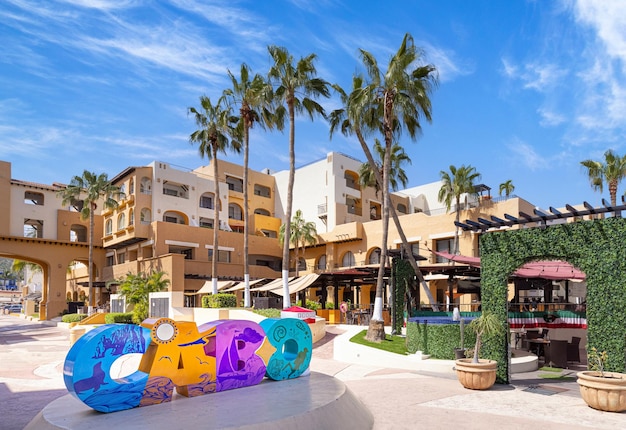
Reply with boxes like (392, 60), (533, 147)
(25, 372), (374, 430)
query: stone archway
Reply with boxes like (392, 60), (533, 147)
(480, 217), (626, 383)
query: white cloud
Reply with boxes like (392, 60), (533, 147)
(538, 107), (566, 127)
(506, 138), (549, 170)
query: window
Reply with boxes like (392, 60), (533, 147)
(119, 184), (126, 195)
(228, 203), (243, 220)
(117, 253), (125, 264)
(199, 193), (214, 209)
(435, 238), (454, 263)
(170, 246), (193, 260)
(368, 248), (381, 265)
(105, 219), (113, 235)
(397, 203), (407, 214)
(260, 229), (277, 238)
(344, 171), (360, 190)
(163, 181), (188, 199)
(24, 219), (43, 238)
(254, 208), (270, 216)
(253, 184), (271, 198)
(140, 208), (151, 224)
(298, 258), (306, 271)
(140, 177), (152, 194)
(226, 176), (244, 192)
(163, 211), (185, 224)
(317, 255), (327, 271)
(342, 251), (355, 267)
(106, 255), (114, 266)
(199, 217), (213, 228)
(71, 225), (87, 242)
(346, 197), (361, 215)
(129, 208), (134, 226)
(129, 178), (135, 195)
(117, 213), (126, 231)
(209, 249), (231, 263)
(24, 191), (44, 205)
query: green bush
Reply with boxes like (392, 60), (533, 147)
(406, 321), (476, 359)
(325, 302), (335, 309)
(202, 293), (237, 308)
(105, 313), (135, 324)
(61, 313), (88, 323)
(252, 308), (281, 318)
(296, 299), (321, 311)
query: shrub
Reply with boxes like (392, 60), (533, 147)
(61, 313), (88, 323)
(105, 312), (135, 324)
(296, 299), (320, 311)
(252, 308), (281, 318)
(325, 302), (335, 309)
(202, 293), (237, 308)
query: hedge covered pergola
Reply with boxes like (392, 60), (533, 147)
(477, 216), (626, 384)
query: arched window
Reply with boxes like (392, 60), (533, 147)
(129, 178), (135, 195)
(163, 211), (186, 224)
(128, 208), (134, 226)
(117, 213), (126, 231)
(140, 208), (151, 224)
(105, 219), (113, 235)
(397, 203), (407, 214)
(228, 203), (243, 220)
(140, 177), (152, 194)
(317, 255), (327, 271)
(368, 248), (381, 265)
(254, 208), (270, 216)
(342, 251), (355, 267)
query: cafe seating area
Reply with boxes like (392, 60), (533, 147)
(513, 327), (586, 369)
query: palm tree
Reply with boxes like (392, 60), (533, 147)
(333, 33), (437, 339)
(58, 171), (123, 314)
(329, 60), (439, 316)
(438, 164), (481, 255)
(279, 209), (317, 278)
(224, 64), (273, 307)
(359, 139), (411, 194)
(118, 271), (170, 324)
(267, 45), (330, 308)
(499, 179), (515, 198)
(189, 96), (242, 295)
(581, 149), (626, 207)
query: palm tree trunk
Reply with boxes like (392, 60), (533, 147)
(354, 129), (438, 311)
(282, 101), (295, 309)
(243, 124), (251, 307)
(212, 145), (220, 295)
(88, 205), (95, 315)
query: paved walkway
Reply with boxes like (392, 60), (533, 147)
(2, 315), (626, 429)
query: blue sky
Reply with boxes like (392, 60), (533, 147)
(2, 0), (626, 210)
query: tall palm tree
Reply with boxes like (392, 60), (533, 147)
(329, 64), (439, 315)
(499, 179), (515, 198)
(278, 209), (317, 278)
(189, 96), (242, 295)
(58, 171), (122, 314)
(224, 63), (273, 307)
(359, 139), (411, 194)
(334, 34), (437, 339)
(438, 164), (481, 255)
(267, 45), (330, 308)
(581, 149), (626, 207)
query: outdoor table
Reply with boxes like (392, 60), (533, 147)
(528, 338), (550, 359)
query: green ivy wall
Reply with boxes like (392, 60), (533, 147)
(480, 216), (626, 383)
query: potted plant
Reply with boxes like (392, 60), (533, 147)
(455, 311), (504, 390)
(577, 347), (626, 412)
(454, 318), (467, 359)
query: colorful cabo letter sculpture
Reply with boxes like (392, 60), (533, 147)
(63, 317), (312, 412)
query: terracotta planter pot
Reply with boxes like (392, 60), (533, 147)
(577, 371), (626, 412)
(455, 359), (497, 390)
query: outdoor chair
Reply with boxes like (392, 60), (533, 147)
(567, 336), (581, 363)
(522, 330), (541, 351)
(546, 339), (568, 368)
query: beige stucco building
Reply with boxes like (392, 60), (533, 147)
(2, 152), (571, 320)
